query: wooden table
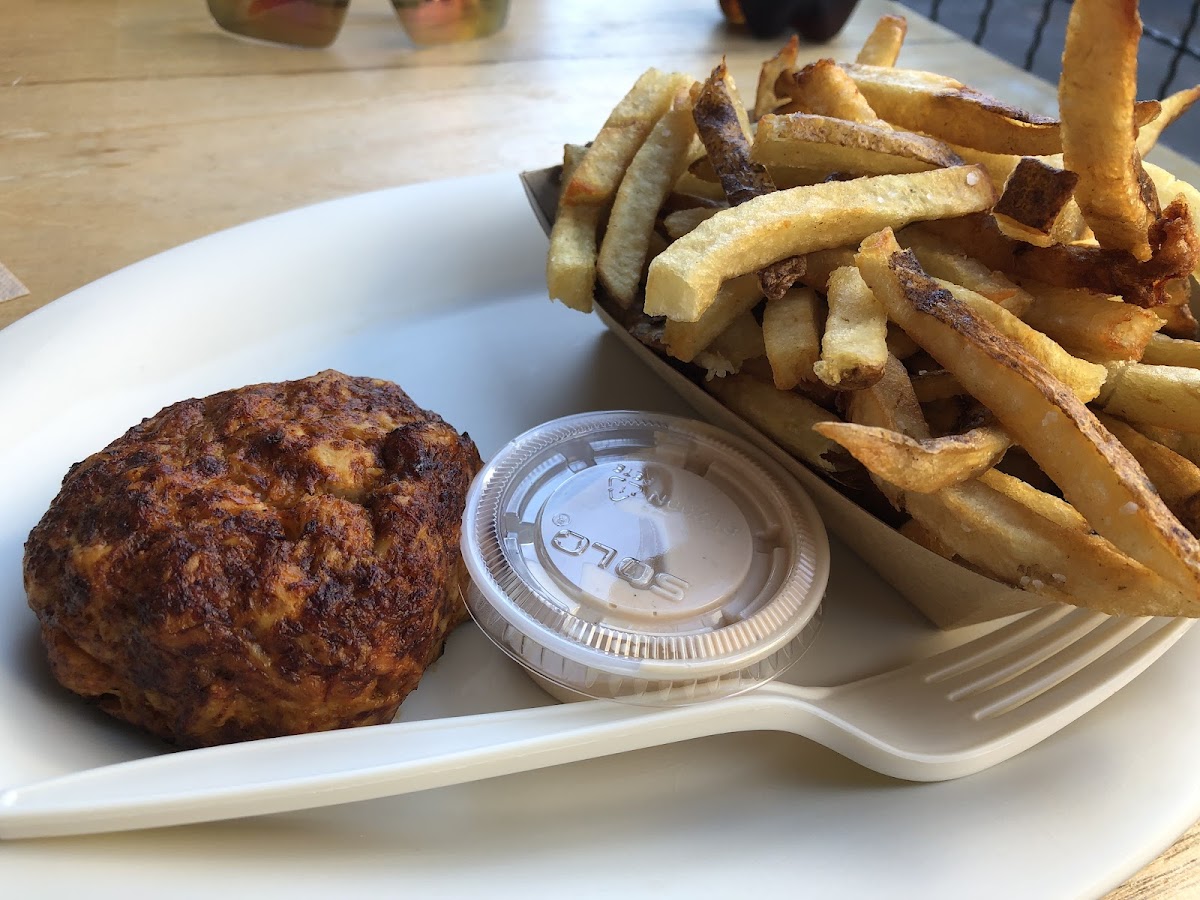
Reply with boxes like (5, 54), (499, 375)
(1, 0), (1197, 894)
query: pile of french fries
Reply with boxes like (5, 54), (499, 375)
(546, 0), (1200, 618)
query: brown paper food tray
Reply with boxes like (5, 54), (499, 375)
(520, 166), (1054, 629)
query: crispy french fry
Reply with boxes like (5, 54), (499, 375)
(856, 227), (1200, 595)
(1060, 0), (1157, 260)
(911, 370), (966, 402)
(775, 59), (882, 124)
(898, 519), (955, 559)
(693, 61), (805, 300)
(1142, 161), (1200, 280)
(901, 472), (1199, 615)
(1154, 277), (1198, 338)
(752, 113), (962, 176)
(813, 267), (888, 389)
(813, 421), (1010, 493)
(1100, 413), (1200, 535)
(1097, 361), (1200, 435)
(561, 69), (690, 208)
(549, 69), (690, 310)
(645, 166), (995, 322)
(598, 86), (698, 306)
(856, 15), (908, 67)
(1138, 84), (1200, 156)
(992, 156), (1081, 248)
(897, 229), (1033, 316)
(704, 311), (765, 373)
(705, 373), (843, 474)
(663, 274), (762, 363)
(886, 326), (921, 360)
(762, 285), (822, 390)
(1018, 281), (1163, 362)
(562, 143), (589, 183)
(662, 205), (721, 239)
(917, 203), (1199, 308)
(844, 64), (1062, 155)
(673, 171), (729, 202)
(1141, 333), (1200, 368)
(929, 278), (1108, 402)
(546, 205), (603, 312)
(753, 35), (799, 119)
(798, 247), (857, 293)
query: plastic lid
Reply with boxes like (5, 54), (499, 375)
(461, 411), (828, 705)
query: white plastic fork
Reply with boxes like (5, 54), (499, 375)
(0, 606), (1190, 840)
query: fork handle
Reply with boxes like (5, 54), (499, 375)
(0, 690), (799, 840)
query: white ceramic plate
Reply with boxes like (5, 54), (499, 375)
(2, 173), (1199, 899)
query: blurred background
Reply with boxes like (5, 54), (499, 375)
(897, 0), (1200, 157)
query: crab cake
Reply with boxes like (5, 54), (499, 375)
(23, 370), (481, 748)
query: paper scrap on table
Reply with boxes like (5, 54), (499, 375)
(0, 261), (29, 302)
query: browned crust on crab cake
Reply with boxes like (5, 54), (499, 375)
(23, 370), (481, 748)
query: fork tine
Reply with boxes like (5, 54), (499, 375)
(944, 609), (1112, 699)
(968, 617), (1190, 720)
(918, 604), (1076, 681)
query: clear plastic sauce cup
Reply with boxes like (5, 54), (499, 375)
(461, 411), (829, 704)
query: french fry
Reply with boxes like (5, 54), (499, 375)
(856, 227), (1200, 595)
(549, 68), (690, 310)
(775, 59), (882, 124)
(705, 373), (843, 474)
(898, 519), (955, 559)
(762, 285), (823, 390)
(545, 205), (603, 312)
(1096, 361), (1200, 435)
(752, 113), (962, 176)
(753, 35), (799, 120)
(560, 69), (689, 208)
(1018, 281), (1163, 362)
(856, 15), (908, 67)
(1142, 161), (1200, 280)
(901, 472), (1199, 615)
(1059, 0), (1157, 260)
(897, 229), (1033, 316)
(1154, 277), (1198, 338)
(693, 61), (806, 300)
(930, 277), (1108, 402)
(813, 421), (1010, 493)
(597, 86), (698, 307)
(798, 247), (857, 293)
(663, 274), (762, 363)
(662, 205), (720, 239)
(645, 166), (995, 322)
(540, 22), (1200, 621)
(917, 202), (1199, 308)
(991, 157), (1081, 248)
(1141, 333), (1200, 368)
(911, 370), (966, 402)
(813, 267), (888, 389)
(1137, 84), (1200, 156)
(1100, 414), (1200, 535)
(705, 311), (765, 372)
(674, 170), (729, 202)
(844, 64), (1062, 155)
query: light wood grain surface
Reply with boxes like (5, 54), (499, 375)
(2, 1), (1198, 895)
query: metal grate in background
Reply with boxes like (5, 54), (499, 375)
(896, 0), (1200, 158)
